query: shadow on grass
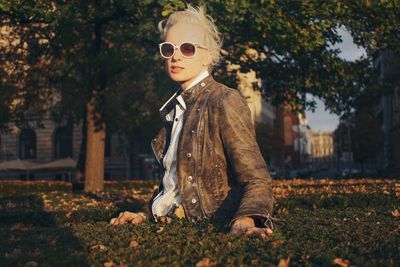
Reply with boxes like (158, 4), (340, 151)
(0, 194), (89, 267)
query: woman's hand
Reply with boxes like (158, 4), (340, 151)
(230, 216), (273, 238)
(109, 211), (147, 225)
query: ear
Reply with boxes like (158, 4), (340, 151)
(202, 52), (212, 67)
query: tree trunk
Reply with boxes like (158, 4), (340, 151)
(84, 96), (106, 192)
(75, 106), (87, 183)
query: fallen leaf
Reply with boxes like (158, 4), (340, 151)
(23, 261), (38, 267)
(104, 261), (114, 267)
(277, 257), (290, 267)
(174, 205), (186, 219)
(160, 216), (172, 224)
(90, 244), (107, 251)
(156, 226), (165, 234)
(195, 257), (217, 267)
(129, 240), (139, 248)
(6, 201), (16, 208)
(333, 258), (350, 267)
(8, 233), (20, 241)
(5, 248), (22, 258)
(271, 239), (285, 247)
(391, 209), (400, 217)
(11, 223), (32, 231)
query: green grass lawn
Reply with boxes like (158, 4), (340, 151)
(0, 179), (398, 266)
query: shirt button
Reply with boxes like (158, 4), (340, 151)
(187, 152), (192, 158)
(197, 108), (201, 112)
(191, 129), (195, 133)
(187, 175), (193, 182)
(191, 198), (197, 204)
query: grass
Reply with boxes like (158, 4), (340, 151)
(0, 179), (398, 266)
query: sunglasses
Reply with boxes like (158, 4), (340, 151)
(159, 42), (208, 59)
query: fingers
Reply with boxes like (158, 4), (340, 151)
(245, 227), (273, 239)
(109, 211), (145, 225)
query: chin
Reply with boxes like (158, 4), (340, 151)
(169, 72), (188, 82)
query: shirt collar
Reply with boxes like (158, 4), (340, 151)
(159, 70), (209, 112)
(183, 70), (209, 91)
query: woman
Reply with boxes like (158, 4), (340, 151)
(110, 5), (273, 238)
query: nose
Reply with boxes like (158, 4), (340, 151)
(171, 47), (182, 61)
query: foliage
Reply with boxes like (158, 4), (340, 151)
(255, 122), (276, 165)
(202, 0), (400, 114)
(1, 0), (399, 126)
(0, 179), (398, 266)
(335, 112), (384, 169)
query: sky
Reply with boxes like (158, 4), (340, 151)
(304, 27), (366, 132)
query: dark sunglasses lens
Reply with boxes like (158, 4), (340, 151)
(180, 43), (196, 57)
(161, 43), (174, 57)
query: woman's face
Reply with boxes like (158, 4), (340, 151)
(163, 23), (211, 89)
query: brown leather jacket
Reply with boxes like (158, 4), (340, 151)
(149, 75), (273, 228)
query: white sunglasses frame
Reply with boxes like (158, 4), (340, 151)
(159, 41), (208, 59)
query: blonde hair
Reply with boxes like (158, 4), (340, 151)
(158, 5), (223, 69)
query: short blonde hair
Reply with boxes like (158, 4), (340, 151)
(158, 5), (222, 69)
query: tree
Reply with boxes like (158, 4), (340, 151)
(0, 0), (177, 191)
(350, 113), (383, 172)
(202, 0), (400, 115)
(1, 0), (399, 190)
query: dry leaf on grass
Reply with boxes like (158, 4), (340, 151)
(159, 216), (172, 224)
(11, 223), (32, 231)
(271, 239), (285, 247)
(195, 257), (217, 267)
(156, 226), (164, 233)
(391, 209), (400, 217)
(23, 261), (38, 267)
(6, 201), (16, 208)
(174, 205), (186, 219)
(5, 248), (22, 258)
(333, 258), (350, 267)
(277, 257), (290, 267)
(104, 261), (114, 267)
(129, 240), (139, 248)
(90, 244), (107, 251)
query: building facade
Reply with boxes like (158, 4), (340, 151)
(0, 112), (152, 180)
(309, 131), (334, 170)
(374, 50), (400, 177)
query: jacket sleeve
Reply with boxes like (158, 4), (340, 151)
(217, 89), (274, 229)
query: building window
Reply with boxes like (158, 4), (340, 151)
(54, 126), (73, 158)
(19, 129), (36, 159)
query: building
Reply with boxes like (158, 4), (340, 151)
(374, 50), (400, 177)
(309, 131), (334, 170)
(0, 112), (143, 180)
(0, 18), (154, 181)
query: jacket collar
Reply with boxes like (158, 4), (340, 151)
(159, 75), (215, 121)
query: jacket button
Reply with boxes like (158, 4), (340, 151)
(200, 82), (205, 87)
(187, 175), (193, 182)
(191, 198), (197, 204)
(186, 152), (192, 158)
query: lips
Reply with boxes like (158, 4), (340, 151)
(171, 65), (184, 73)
